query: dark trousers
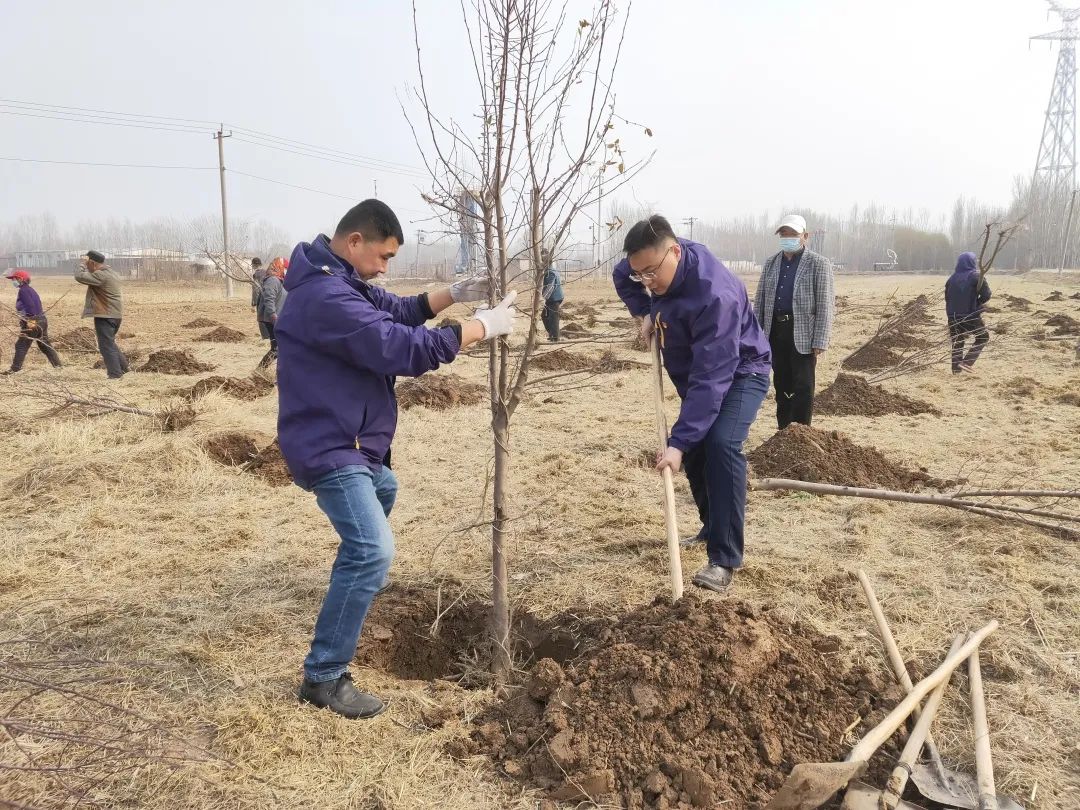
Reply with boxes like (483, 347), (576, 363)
(93, 318), (128, 379)
(11, 316), (62, 371)
(948, 316), (989, 371)
(683, 373), (769, 569)
(541, 300), (561, 341)
(258, 321), (277, 368)
(769, 317), (817, 429)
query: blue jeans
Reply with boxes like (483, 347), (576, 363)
(304, 464), (397, 683)
(682, 373), (769, 568)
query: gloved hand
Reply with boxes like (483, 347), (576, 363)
(655, 446), (683, 473)
(450, 275), (491, 303)
(473, 291), (518, 339)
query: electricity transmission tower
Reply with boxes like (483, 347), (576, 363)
(1031, 2), (1080, 266)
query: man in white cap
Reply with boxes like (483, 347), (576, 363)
(754, 214), (834, 429)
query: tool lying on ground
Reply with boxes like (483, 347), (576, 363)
(765, 619), (999, 810)
(969, 642), (1024, 810)
(856, 570), (981, 807)
(650, 332), (683, 602)
(841, 634), (964, 810)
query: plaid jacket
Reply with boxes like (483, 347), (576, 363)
(754, 248), (835, 353)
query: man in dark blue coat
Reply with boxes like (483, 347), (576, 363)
(945, 252), (992, 374)
(277, 199), (517, 719)
(614, 215), (771, 593)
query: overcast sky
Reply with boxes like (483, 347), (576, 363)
(0, 0), (1067, 243)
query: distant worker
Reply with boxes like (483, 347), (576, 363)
(540, 250), (564, 342)
(276, 199), (516, 718)
(74, 250), (128, 380)
(2, 270), (62, 375)
(613, 215), (771, 593)
(754, 214), (834, 429)
(257, 257), (288, 368)
(250, 257), (265, 312)
(945, 251), (991, 374)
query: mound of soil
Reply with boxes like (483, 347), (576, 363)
(92, 348), (142, 369)
(841, 342), (903, 372)
(202, 433), (292, 486)
(1045, 313), (1080, 336)
(1070, 292), (1080, 300)
(182, 318), (221, 329)
(397, 373), (486, 410)
(530, 348), (594, 372)
(158, 404), (196, 432)
(816, 373), (939, 417)
(1045, 291), (1065, 302)
(461, 595), (901, 808)
(53, 327), (98, 351)
(748, 423), (950, 490)
(567, 305), (599, 326)
(561, 321), (590, 337)
(196, 326), (247, 343)
(1057, 392), (1080, 407)
(1002, 294), (1032, 311)
(248, 440), (292, 486)
(137, 350), (216, 375)
(1000, 376), (1040, 398)
(181, 375), (274, 401)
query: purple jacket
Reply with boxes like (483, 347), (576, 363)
(15, 285), (45, 320)
(276, 234), (461, 488)
(944, 252), (991, 321)
(614, 239), (772, 452)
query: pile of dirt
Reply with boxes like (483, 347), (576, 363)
(1057, 392), (1080, 407)
(137, 350), (216, 375)
(247, 440), (292, 487)
(902, 294), (937, 326)
(196, 326), (247, 343)
(1002, 294), (1032, 311)
(561, 321), (590, 337)
(567, 305), (600, 326)
(396, 373), (486, 410)
(460, 595), (901, 808)
(1070, 291), (1080, 300)
(182, 318), (221, 329)
(92, 348), (142, 370)
(1045, 291), (1065, 302)
(202, 433), (292, 486)
(530, 348), (594, 372)
(748, 423), (950, 490)
(841, 342), (903, 372)
(53, 327), (98, 351)
(816, 373), (939, 417)
(999, 376), (1040, 398)
(1045, 314), (1080, 336)
(180, 375), (274, 401)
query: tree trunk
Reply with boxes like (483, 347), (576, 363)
(490, 405), (512, 682)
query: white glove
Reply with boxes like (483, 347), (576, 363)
(450, 275), (491, 303)
(474, 291), (518, 339)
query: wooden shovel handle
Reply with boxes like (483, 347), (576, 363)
(848, 620), (999, 763)
(969, 643), (998, 807)
(650, 333), (683, 602)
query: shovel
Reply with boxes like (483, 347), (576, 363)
(969, 644), (1025, 810)
(841, 634), (964, 810)
(856, 570), (982, 807)
(650, 332), (684, 602)
(765, 619), (999, 810)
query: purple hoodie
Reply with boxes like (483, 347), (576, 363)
(275, 234), (461, 488)
(614, 239), (772, 452)
(944, 252), (991, 321)
(15, 284), (45, 320)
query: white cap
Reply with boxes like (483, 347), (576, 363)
(775, 214), (807, 235)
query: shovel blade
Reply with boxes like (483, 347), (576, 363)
(909, 762), (978, 809)
(765, 761), (866, 810)
(840, 780), (924, 810)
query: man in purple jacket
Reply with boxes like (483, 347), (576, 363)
(3, 270), (62, 374)
(944, 251), (991, 374)
(615, 216), (771, 593)
(277, 199), (516, 719)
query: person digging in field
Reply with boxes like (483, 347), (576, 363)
(2, 270), (62, 375)
(276, 199), (517, 719)
(613, 215), (771, 593)
(74, 250), (128, 380)
(249, 257), (265, 312)
(540, 250), (564, 342)
(754, 213), (835, 429)
(257, 257), (288, 368)
(945, 251), (991, 374)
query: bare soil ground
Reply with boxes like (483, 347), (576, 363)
(1, 274), (1078, 809)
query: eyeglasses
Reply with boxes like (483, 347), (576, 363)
(629, 245), (673, 283)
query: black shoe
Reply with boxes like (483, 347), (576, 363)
(679, 534), (706, 548)
(298, 672), (386, 719)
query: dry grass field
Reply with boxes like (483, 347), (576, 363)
(1, 271), (1077, 809)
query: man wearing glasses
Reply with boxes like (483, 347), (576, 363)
(613, 216), (771, 593)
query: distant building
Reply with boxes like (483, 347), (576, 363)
(12, 250), (84, 270)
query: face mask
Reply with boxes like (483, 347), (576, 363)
(9, 280), (19, 288)
(779, 237), (802, 253)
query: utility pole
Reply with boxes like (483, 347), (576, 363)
(1060, 188), (1078, 274)
(214, 126), (234, 299)
(682, 216), (697, 241)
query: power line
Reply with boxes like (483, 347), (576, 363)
(0, 98), (219, 126)
(229, 170), (357, 201)
(0, 156), (215, 170)
(0, 109), (211, 136)
(230, 136), (428, 178)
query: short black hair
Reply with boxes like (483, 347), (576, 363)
(623, 215), (675, 255)
(251, 257), (262, 268)
(334, 199), (405, 245)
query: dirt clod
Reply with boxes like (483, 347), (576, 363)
(137, 350), (216, 375)
(1045, 314), (1080, 336)
(203, 433), (260, 466)
(182, 318), (221, 329)
(1045, 291), (1065, 302)
(561, 321), (590, 337)
(841, 342), (903, 371)
(196, 326), (247, 343)
(53, 327), (98, 351)
(1002, 294), (1032, 311)
(748, 423), (951, 490)
(180, 375), (274, 401)
(530, 348), (593, 372)
(247, 440), (292, 487)
(816, 373), (939, 417)
(397, 374), (486, 410)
